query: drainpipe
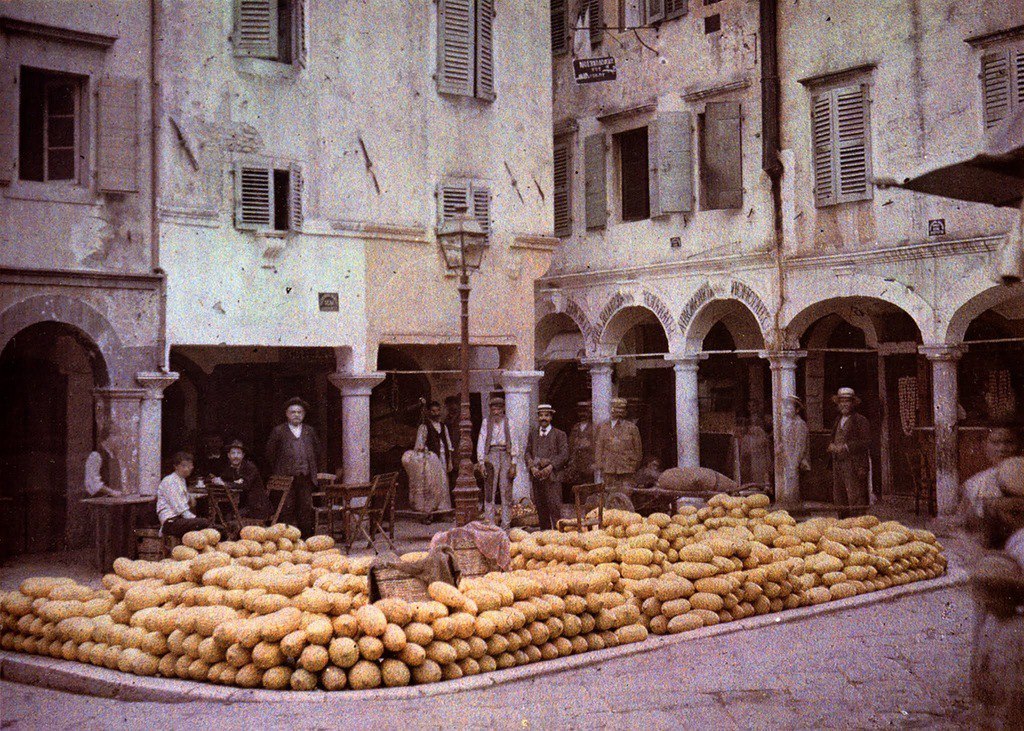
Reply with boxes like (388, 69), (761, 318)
(760, 0), (784, 347)
(150, 0), (168, 370)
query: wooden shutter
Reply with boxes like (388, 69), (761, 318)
(0, 68), (18, 185)
(437, 0), (475, 96)
(702, 101), (742, 210)
(551, 0), (567, 55)
(97, 79), (139, 193)
(665, 0), (688, 21)
(234, 0), (278, 59)
(1015, 46), (1024, 110)
(475, 0), (495, 101)
(294, 0), (307, 68)
(235, 164), (273, 229)
(981, 50), (1011, 130)
(438, 179), (472, 225)
(583, 133), (607, 229)
(472, 182), (491, 242)
(835, 84), (871, 203)
(647, 0), (665, 24)
(811, 91), (835, 207)
(587, 0), (603, 48)
(553, 137), (572, 237)
(289, 164), (303, 231)
(649, 111), (693, 217)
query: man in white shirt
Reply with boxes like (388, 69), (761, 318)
(958, 423), (1021, 530)
(156, 452), (209, 537)
(476, 395), (519, 528)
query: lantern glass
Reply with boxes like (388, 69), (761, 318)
(437, 209), (487, 272)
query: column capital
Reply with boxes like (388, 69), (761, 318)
(918, 344), (964, 362)
(328, 371), (386, 396)
(664, 353), (708, 372)
(581, 357), (615, 373)
(94, 386), (147, 400)
(136, 371), (179, 398)
(759, 349), (807, 367)
(500, 370), (544, 393)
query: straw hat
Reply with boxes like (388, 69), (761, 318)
(610, 397), (628, 408)
(831, 387), (861, 405)
(537, 403), (555, 414)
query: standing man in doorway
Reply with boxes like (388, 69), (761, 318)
(266, 397), (323, 537)
(475, 394), (518, 528)
(595, 397), (643, 500)
(443, 395), (463, 491)
(568, 401), (596, 488)
(827, 387), (872, 518)
(526, 404), (570, 530)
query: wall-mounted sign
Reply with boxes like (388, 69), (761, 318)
(670, 236), (682, 248)
(573, 57), (616, 84)
(318, 292), (339, 312)
(927, 219), (946, 236)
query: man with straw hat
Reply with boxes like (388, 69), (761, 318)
(595, 397), (643, 498)
(781, 395), (810, 491)
(475, 394), (519, 529)
(827, 387), (872, 518)
(525, 404), (569, 530)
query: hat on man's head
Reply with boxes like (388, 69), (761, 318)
(537, 403), (555, 414)
(285, 396), (311, 412)
(610, 397), (628, 408)
(831, 387), (861, 405)
(225, 439), (246, 453)
(785, 395), (804, 411)
(488, 395), (506, 407)
(577, 400), (592, 408)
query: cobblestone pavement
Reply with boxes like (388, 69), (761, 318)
(0, 581), (990, 730)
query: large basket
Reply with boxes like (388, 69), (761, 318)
(450, 535), (494, 579)
(368, 565), (430, 603)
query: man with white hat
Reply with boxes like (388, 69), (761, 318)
(595, 397), (643, 497)
(475, 394), (519, 528)
(525, 404), (569, 530)
(827, 387), (872, 518)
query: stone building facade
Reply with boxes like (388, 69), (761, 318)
(538, 0), (1024, 514)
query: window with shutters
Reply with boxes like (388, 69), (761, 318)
(700, 102), (743, 210)
(233, 0), (306, 66)
(979, 41), (1024, 131)
(553, 136), (573, 237)
(552, 0), (568, 55)
(235, 163), (303, 232)
(809, 82), (872, 207)
(437, 178), (492, 243)
(584, 0), (603, 49)
(617, 127), (650, 221)
(18, 68), (84, 183)
(647, 0), (688, 25)
(619, 0), (644, 29)
(437, 0), (495, 101)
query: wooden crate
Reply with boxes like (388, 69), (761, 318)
(368, 565), (430, 602)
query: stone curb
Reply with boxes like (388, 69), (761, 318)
(0, 567), (968, 704)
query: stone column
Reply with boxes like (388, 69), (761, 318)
(501, 370), (544, 502)
(763, 350), (806, 509)
(329, 372), (386, 484)
(666, 355), (706, 468)
(583, 358), (615, 426)
(920, 345), (963, 515)
(135, 371), (179, 496)
(93, 387), (146, 494)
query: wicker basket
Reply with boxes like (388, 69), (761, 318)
(450, 535), (494, 579)
(509, 498), (539, 528)
(134, 528), (165, 561)
(368, 565), (431, 602)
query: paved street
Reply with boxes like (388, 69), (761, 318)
(0, 580), (987, 730)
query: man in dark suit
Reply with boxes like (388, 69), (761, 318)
(265, 397), (324, 536)
(827, 387), (872, 518)
(214, 439), (270, 521)
(525, 404), (569, 530)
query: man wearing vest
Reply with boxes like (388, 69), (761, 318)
(265, 397), (324, 537)
(475, 394), (518, 529)
(526, 404), (569, 531)
(595, 397), (643, 498)
(827, 387), (872, 518)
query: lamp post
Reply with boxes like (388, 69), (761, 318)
(437, 204), (488, 526)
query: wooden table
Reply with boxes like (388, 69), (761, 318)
(80, 495), (156, 572)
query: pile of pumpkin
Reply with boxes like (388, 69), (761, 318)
(509, 493), (946, 634)
(0, 525), (647, 691)
(0, 495), (945, 690)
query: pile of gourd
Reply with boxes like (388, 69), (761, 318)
(509, 493), (946, 635)
(0, 524), (647, 691)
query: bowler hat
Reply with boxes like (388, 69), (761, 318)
(831, 387), (861, 405)
(488, 395), (506, 407)
(285, 397), (311, 412)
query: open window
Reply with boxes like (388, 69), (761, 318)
(19, 68), (84, 183)
(235, 163), (303, 232)
(233, 0), (306, 66)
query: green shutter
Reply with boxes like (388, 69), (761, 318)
(584, 133), (607, 229)
(235, 164), (273, 230)
(233, 0), (278, 59)
(649, 111), (693, 217)
(702, 101), (742, 210)
(438, 179), (472, 226)
(97, 79), (139, 193)
(551, 0), (567, 55)
(647, 0), (665, 24)
(835, 84), (871, 203)
(475, 0), (495, 101)
(294, 0), (307, 68)
(588, 0), (603, 48)
(665, 0), (688, 21)
(289, 164), (304, 231)
(981, 50), (1011, 130)
(437, 0), (475, 97)
(0, 67), (16, 185)
(472, 181), (491, 243)
(811, 90), (835, 207)
(553, 138), (572, 237)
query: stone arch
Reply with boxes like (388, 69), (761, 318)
(598, 304), (672, 357)
(596, 289), (678, 355)
(784, 294), (925, 349)
(945, 282), (1024, 345)
(0, 295), (122, 386)
(536, 291), (597, 353)
(678, 279), (772, 353)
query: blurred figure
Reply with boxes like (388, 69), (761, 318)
(827, 387), (872, 518)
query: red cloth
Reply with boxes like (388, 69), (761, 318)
(430, 520), (511, 571)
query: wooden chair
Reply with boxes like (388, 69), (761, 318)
(336, 481), (375, 552)
(557, 482), (607, 533)
(373, 471), (400, 541)
(312, 480), (351, 541)
(206, 480), (245, 539)
(241, 475), (294, 528)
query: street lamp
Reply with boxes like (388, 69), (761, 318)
(437, 204), (488, 526)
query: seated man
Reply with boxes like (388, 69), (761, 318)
(634, 457), (664, 490)
(213, 440), (270, 521)
(157, 451), (210, 537)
